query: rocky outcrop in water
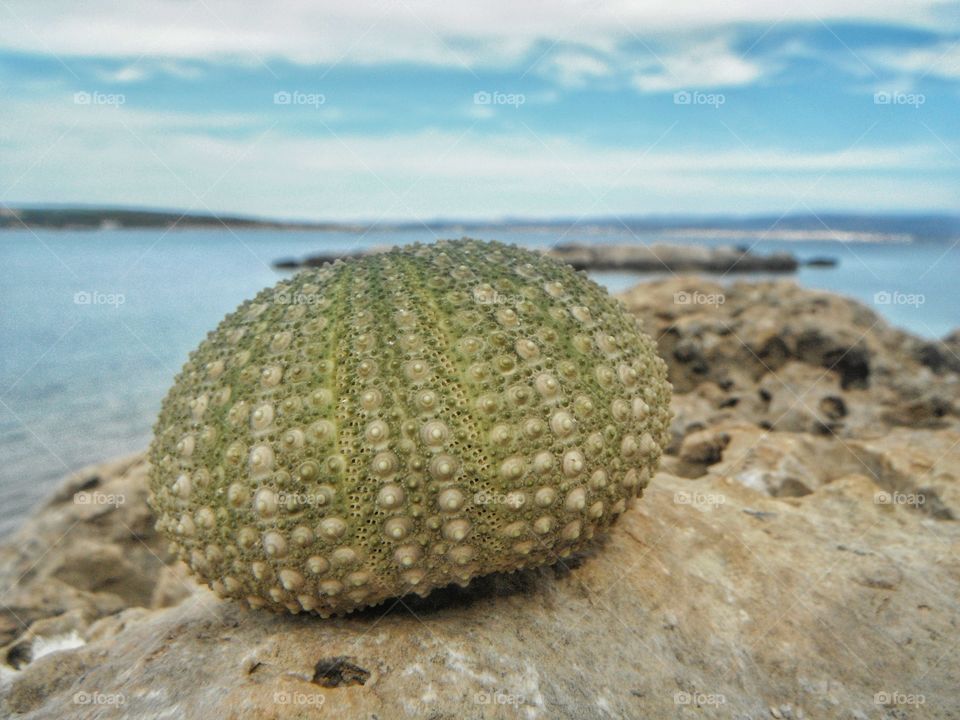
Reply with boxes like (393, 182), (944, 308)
(273, 243), (830, 273)
(547, 243), (803, 272)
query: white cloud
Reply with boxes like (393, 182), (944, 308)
(102, 65), (148, 83)
(1, 99), (954, 220)
(540, 52), (612, 87)
(869, 40), (960, 80)
(631, 38), (763, 92)
(98, 60), (204, 83)
(0, 0), (954, 68)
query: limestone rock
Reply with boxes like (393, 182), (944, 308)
(1, 462), (958, 719)
(2, 276), (959, 719)
(621, 276), (960, 436)
(0, 454), (194, 650)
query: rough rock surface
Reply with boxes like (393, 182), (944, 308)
(621, 277), (960, 438)
(0, 454), (192, 653)
(2, 276), (959, 719)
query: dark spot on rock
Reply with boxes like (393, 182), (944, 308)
(312, 657), (370, 687)
(813, 420), (833, 435)
(773, 478), (812, 497)
(757, 337), (789, 369)
(51, 473), (101, 504)
(77, 475), (101, 491)
(673, 339), (709, 377)
(6, 640), (32, 669)
(836, 544), (870, 556)
(718, 396), (739, 408)
(673, 341), (697, 363)
(883, 396), (954, 428)
(793, 329), (870, 389)
(679, 431), (730, 465)
(758, 388), (772, 403)
(824, 346), (870, 389)
(913, 341), (960, 374)
(818, 395), (847, 419)
(915, 488), (956, 521)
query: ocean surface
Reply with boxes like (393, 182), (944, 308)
(1, 227), (957, 537)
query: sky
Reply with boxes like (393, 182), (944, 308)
(0, 0), (958, 221)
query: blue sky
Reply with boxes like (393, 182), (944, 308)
(0, 1), (958, 221)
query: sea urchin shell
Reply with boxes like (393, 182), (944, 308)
(148, 239), (672, 616)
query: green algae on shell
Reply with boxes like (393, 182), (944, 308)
(148, 239), (672, 616)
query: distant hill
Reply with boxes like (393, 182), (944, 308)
(0, 207), (353, 231)
(1, 206), (957, 242)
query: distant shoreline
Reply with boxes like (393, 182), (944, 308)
(2, 206), (958, 243)
(0, 207), (355, 232)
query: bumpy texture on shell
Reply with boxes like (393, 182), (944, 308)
(148, 239), (672, 616)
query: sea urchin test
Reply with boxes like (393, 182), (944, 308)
(148, 239), (672, 616)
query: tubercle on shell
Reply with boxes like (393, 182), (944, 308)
(148, 238), (673, 617)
